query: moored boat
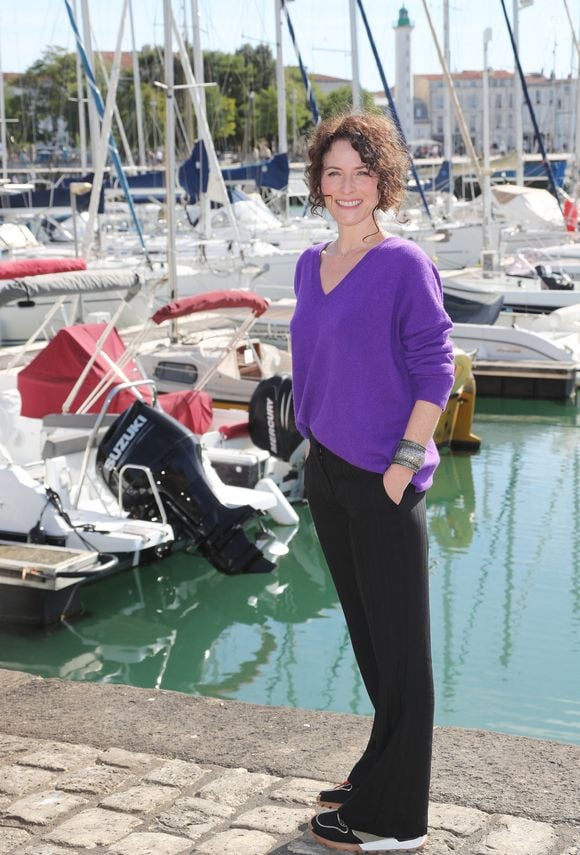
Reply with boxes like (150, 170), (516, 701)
(0, 538), (118, 626)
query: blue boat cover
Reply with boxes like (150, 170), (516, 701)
(1, 173), (105, 213)
(492, 159), (568, 188)
(178, 140), (289, 202)
(407, 160), (451, 194)
(178, 140), (210, 202)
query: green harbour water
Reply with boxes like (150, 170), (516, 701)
(1, 397), (579, 746)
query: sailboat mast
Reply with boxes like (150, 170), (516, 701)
(163, 0), (179, 308)
(73, 0), (87, 171)
(129, 0), (147, 168)
(191, 0), (211, 237)
(350, 0), (361, 111)
(281, 0), (320, 124)
(275, 0), (288, 155)
(482, 29), (492, 253)
(513, 0), (524, 186)
(0, 27), (7, 182)
(443, 0), (453, 216)
(80, 0), (130, 259)
(191, 0), (206, 118)
(563, 0), (580, 200)
(80, 0), (100, 169)
(575, 32), (580, 201)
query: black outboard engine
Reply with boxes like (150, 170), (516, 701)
(535, 264), (575, 291)
(96, 400), (274, 575)
(248, 375), (303, 461)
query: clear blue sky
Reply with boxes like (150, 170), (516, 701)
(1, 0), (579, 87)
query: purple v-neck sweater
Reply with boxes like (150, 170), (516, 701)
(289, 236), (455, 491)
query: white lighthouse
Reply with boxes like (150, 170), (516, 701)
(394, 5), (414, 142)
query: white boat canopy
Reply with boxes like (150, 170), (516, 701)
(0, 269), (146, 308)
(491, 185), (566, 231)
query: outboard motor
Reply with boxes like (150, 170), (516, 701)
(535, 264), (574, 291)
(248, 374), (303, 462)
(96, 400), (274, 575)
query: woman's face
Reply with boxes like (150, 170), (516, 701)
(320, 139), (379, 228)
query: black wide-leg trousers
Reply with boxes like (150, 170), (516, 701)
(305, 436), (433, 841)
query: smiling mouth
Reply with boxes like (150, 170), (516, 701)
(335, 200), (362, 208)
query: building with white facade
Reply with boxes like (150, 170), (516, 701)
(306, 67), (575, 156)
(422, 70), (577, 155)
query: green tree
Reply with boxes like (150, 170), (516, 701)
(254, 87), (278, 147)
(286, 67), (318, 150)
(14, 47), (79, 150)
(114, 73), (165, 157)
(3, 81), (24, 156)
(135, 44), (164, 87)
(319, 85), (378, 120)
(9, 42), (365, 161)
(206, 88), (237, 147)
(203, 44), (276, 148)
(234, 43), (275, 94)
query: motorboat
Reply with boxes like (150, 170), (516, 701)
(0, 369), (297, 626)
(0, 534), (117, 626)
(505, 248), (580, 284)
(0, 459), (173, 626)
(136, 290), (293, 406)
(0, 256), (161, 346)
(445, 290), (580, 399)
(440, 264), (580, 314)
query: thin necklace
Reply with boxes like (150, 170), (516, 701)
(329, 236), (385, 259)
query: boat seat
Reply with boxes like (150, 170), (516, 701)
(237, 341), (263, 379)
(238, 363), (262, 378)
(42, 427), (109, 459)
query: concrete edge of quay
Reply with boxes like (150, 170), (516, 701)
(0, 667), (578, 831)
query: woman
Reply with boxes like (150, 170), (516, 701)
(289, 111), (455, 852)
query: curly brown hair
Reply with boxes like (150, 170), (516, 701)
(305, 111), (410, 219)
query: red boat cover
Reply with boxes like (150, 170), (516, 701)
(158, 389), (213, 434)
(0, 258), (87, 281)
(17, 323), (214, 434)
(218, 420), (249, 439)
(152, 290), (269, 324)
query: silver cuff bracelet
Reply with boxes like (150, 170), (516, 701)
(392, 439), (426, 474)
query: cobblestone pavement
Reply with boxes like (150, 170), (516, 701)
(0, 734), (578, 854)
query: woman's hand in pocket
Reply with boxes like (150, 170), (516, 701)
(382, 463), (413, 505)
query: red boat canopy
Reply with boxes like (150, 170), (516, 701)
(18, 324), (150, 418)
(152, 290), (269, 325)
(17, 323), (213, 434)
(0, 258), (87, 281)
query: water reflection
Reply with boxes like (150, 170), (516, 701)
(428, 415), (580, 744)
(427, 451), (477, 713)
(0, 507), (344, 702)
(429, 451), (475, 552)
